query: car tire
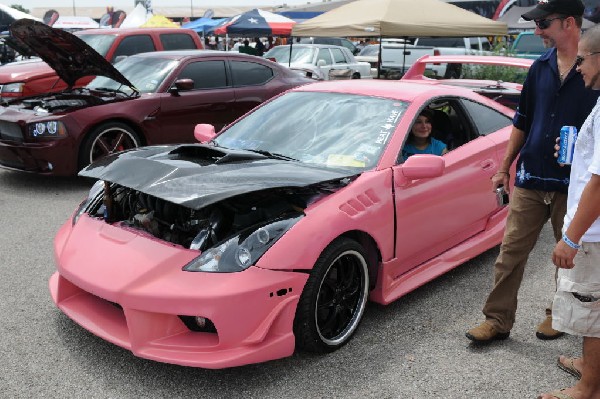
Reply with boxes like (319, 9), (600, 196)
(352, 72), (360, 79)
(293, 237), (370, 353)
(79, 122), (141, 170)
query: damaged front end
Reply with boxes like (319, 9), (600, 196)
(74, 177), (344, 272)
(73, 144), (357, 272)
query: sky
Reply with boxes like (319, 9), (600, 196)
(9, 0), (315, 12)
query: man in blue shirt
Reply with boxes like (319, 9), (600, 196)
(466, 0), (600, 343)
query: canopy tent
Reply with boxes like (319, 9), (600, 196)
(182, 17), (227, 35)
(52, 16), (100, 29)
(213, 8), (296, 36)
(0, 4), (42, 31)
(497, 5), (596, 33)
(119, 3), (152, 29)
(140, 14), (179, 28)
(292, 0), (507, 79)
(292, 0), (507, 37)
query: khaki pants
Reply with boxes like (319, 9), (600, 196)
(483, 187), (567, 333)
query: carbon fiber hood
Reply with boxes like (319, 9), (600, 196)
(79, 144), (356, 210)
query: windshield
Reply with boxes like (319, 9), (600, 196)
(359, 46), (379, 56)
(214, 91), (408, 172)
(87, 56), (178, 94)
(77, 34), (117, 58)
(264, 46), (315, 64)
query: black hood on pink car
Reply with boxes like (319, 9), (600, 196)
(79, 144), (356, 210)
(8, 19), (135, 90)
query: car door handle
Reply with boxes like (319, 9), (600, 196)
(480, 160), (495, 170)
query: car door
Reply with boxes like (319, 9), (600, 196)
(157, 58), (235, 142)
(315, 48), (334, 78)
(329, 47), (352, 73)
(228, 60), (278, 119)
(390, 99), (510, 277)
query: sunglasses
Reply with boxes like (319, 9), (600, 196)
(534, 16), (565, 29)
(575, 52), (600, 67)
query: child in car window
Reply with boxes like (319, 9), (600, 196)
(401, 109), (448, 161)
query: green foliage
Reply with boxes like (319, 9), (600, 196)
(10, 4), (29, 14)
(460, 41), (528, 84)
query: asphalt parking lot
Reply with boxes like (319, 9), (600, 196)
(0, 169), (582, 399)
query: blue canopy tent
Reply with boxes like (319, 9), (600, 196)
(182, 17), (227, 35)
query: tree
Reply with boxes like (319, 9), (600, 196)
(10, 4), (30, 14)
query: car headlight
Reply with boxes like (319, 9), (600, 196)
(72, 180), (105, 226)
(28, 121), (67, 138)
(183, 215), (303, 273)
(0, 82), (24, 96)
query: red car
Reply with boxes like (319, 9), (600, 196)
(0, 23), (204, 99)
(51, 56), (531, 368)
(0, 19), (311, 175)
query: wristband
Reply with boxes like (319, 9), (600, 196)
(562, 233), (581, 249)
(495, 171), (510, 176)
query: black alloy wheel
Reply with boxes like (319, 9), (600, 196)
(294, 237), (370, 353)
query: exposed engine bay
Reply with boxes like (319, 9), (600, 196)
(86, 182), (326, 251)
(4, 89), (132, 113)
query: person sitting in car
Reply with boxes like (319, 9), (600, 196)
(401, 109), (448, 161)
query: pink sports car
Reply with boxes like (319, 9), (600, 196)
(50, 56), (532, 368)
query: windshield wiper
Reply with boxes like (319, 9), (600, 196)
(246, 149), (299, 162)
(92, 85), (139, 97)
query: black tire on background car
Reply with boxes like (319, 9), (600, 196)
(79, 122), (141, 170)
(293, 237), (370, 353)
(352, 72), (361, 79)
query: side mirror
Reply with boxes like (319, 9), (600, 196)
(194, 124), (217, 143)
(316, 59), (327, 67)
(400, 154), (445, 180)
(169, 78), (194, 95)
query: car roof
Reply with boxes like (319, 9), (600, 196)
(75, 27), (193, 36)
(284, 44), (347, 49)
(292, 79), (481, 103)
(129, 49), (266, 60)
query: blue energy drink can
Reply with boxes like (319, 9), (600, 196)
(558, 126), (578, 165)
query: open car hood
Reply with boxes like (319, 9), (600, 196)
(79, 144), (356, 210)
(8, 19), (135, 90)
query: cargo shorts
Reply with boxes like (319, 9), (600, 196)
(552, 241), (600, 338)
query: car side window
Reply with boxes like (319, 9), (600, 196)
(159, 33), (197, 50)
(331, 48), (347, 64)
(469, 38), (480, 50)
(230, 61), (274, 86)
(398, 99), (480, 164)
(317, 49), (333, 66)
(178, 60), (228, 89)
(461, 99), (512, 136)
(481, 38), (492, 51)
(111, 35), (155, 61)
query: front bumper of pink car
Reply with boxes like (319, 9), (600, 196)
(50, 215), (309, 368)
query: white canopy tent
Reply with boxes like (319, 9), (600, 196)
(119, 3), (153, 29)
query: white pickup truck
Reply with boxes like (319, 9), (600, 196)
(356, 37), (493, 79)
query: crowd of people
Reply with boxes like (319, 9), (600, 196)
(202, 35), (284, 55)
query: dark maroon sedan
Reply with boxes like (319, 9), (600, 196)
(0, 20), (311, 175)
